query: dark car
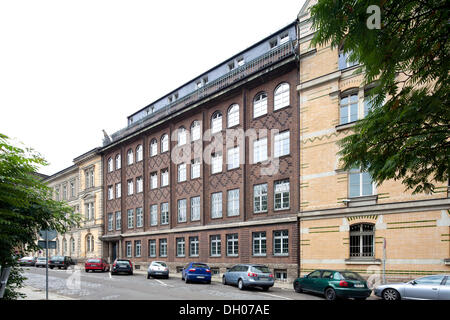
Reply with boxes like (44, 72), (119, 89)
(111, 259), (133, 275)
(85, 258), (110, 273)
(293, 269), (372, 300)
(48, 256), (74, 270)
(181, 262), (211, 284)
(19, 256), (37, 267)
(222, 264), (274, 291)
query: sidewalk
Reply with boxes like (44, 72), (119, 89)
(18, 286), (74, 300)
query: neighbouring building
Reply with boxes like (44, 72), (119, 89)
(42, 148), (105, 262)
(101, 22), (301, 282)
(296, 0), (450, 281)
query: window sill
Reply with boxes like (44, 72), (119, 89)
(345, 195), (378, 207)
(273, 104), (291, 113)
(335, 121), (357, 131)
(445, 259), (450, 266)
(345, 258), (381, 265)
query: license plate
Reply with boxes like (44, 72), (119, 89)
(197, 276), (205, 279)
(355, 284), (364, 288)
(260, 277), (268, 280)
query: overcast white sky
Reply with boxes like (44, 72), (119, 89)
(0, 0), (305, 176)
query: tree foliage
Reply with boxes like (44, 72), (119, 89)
(0, 133), (80, 299)
(310, 0), (449, 193)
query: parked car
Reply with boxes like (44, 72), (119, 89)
(293, 269), (372, 300)
(111, 259), (133, 275)
(19, 256), (37, 266)
(222, 264), (274, 291)
(374, 274), (450, 300)
(85, 258), (110, 273)
(48, 256), (74, 270)
(181, 262), (211, 284)
(35, 257), (47, 268)
(147, 261), (169, 279)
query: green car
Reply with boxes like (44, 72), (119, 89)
(293, 269), (372, 300)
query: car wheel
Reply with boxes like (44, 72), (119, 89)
(382, 288), (400, 301)
(185, 276), (189, 284)
(355, 297), (367, 301)
(147, 274), (151, 279)
(262, 286), (269, 292)
(293, 280), (303, 293)
(325, 287), (337, 301)
(238, 279), (245, 290)
(206, 280), (211, 284)
(222, 276), (227, 285)
(85, 269), (89, 273)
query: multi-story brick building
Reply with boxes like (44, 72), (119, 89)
(296, 0), (450, 281)
(43, 148), (105, 262)
(100, 22), (301, 281)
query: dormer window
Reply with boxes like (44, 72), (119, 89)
(279, 32), (289, 45)
(228, 61), (236, 71)
(270, 38), (278, 49)
(237, 57), (245, 67)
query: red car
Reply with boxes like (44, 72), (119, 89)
(85, 258), (110, 272)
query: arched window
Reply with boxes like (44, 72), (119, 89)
(340, 91), (358, 125)
(211, 111), (222, 134)
(178, 127), (187, 146)
(115, 154), (121, 170)
(191, 121), (201, 141)
(349, 224), (374, 258)
(86, 234), (94, 253)
(253, 92), (267, 118)
(150, 139), (158, 157)
(227, 104), (239, 128)
(70, 238), (75, 254)
(127, 149), (134, 165)
(136, 145), (143, 162)
(274, 83), (290, 110)
(107, 158), (113, 173)
(161, 134), (169, 153)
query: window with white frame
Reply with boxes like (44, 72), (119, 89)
(176, 238), (185, 257)
(86, 235), (94, 253)
(191, 196), (201, 221)
(150, 172), (158, 189)
(115, 154), (121, 170)
(254, 183), (268, 213)
(136, 176), (143, 193)
(108, 185), (114, 200)
(274, 180), (290, 210)
(127, 149), (134, 165)
(226, 234), (239, 257)
(190, 237), (199, 257)
(227, 104), (239, 128)
(161, 134), (169, 153)
(161, 169), (169, 187)
(274, 83), (290, 110)
(108, 158), (113, 172)
(349, 168), (374, 197)
(85, 202), (95, 220)
(150, 139), (158, 157)
(178, 127), (187, 146)
(340, 93), (359, 125)
(253, 137), (267, 163)
(253, 232), (267, 256)
(136, 145), (143, 162)
(227, 146), (240, 170)
(127, 179), (134, 195)
(191, 121), (201, 142)
(178, 163), (187, 182)
(253, 92), (268, 118)
(211, 192), (222, 219)
(350, 224), (375, 258)
(274, 131), (290, 158)
(161, 203), (169, 225)
(70, 181), (75, 198)
(160, 239), (168, 257)
(136, 207), (143, 228)
(127, 209), (134, 229)
(115, 211), (121, 230)
(149, 240), (156, 257)
(227, 189), (240, 217)
(178, 199), (187, 223)
(211, 111), (222, 134)
(135, 240), (141, 257)
(108, 213), (113, 231)
(115, 183), (121, 198)
(126, 241), (132, 257)
(273, 230), (289, 256)
(210, 235), (221, 257)
(150, 205), (158, 226)
(85, 168), (94, 189)
(364, 94), (377, 117)
(339, 49), (358, 70)
(191, 158), (200, 179)
(211, 152), (222, 174)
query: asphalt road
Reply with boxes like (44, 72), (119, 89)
(21, 266), (324, 300)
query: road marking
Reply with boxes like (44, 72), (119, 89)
(260, 292), (294, 300)
(154, 279), (174, 287)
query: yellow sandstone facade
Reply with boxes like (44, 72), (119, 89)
(297, 0), (450, 281)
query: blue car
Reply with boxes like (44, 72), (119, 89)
(181, 262), (212, 284)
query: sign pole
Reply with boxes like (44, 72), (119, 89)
(383, 238), (386, 284)
(46, 230), (48, 300)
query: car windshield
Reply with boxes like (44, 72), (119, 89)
(37, 257), (46, 261)
(153, 262), (167, 267)
(22, 256), (33, 260)
(116, 261), (130, 266)
(336, 271), (364, 281)
(192, 263), (208, 269)
(51, 256), (64, 261)
(87, 259), (101, 263)
(251, 266), (271, 274)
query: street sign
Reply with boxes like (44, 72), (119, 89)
(39, 230), (57, 241)
(38, 240), (56, 249)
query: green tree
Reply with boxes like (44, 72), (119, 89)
(310, 0), (449, 194)
(0, 133), (80, 299)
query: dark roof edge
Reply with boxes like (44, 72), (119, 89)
(43, 164), (78, 182)
(73, 147), (101, 163)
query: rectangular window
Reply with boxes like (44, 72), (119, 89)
(176, 238), (185, 257)
(161, 169), (169, 187)
(349, 169), (374, 197)
(340, 94), (359, 124)
(70, 181), (75, 198)
(149, 240), (156, 258)
(161, 203), (169, 225)
(85, 203), (95, 220)
(274, 131), (290, 158)
(178, 199), (187, 223)
(108, 213), (113, 231)
(254, 183), (268, 213)
(350, 224), (374, 258)
(159, 239), (168, 257)
(115, 211), (121, 230)
(191, 159), (200, 179)
(273, 230), (289, 256)
(108, 185), (114, 200)
(210, 235), (221, 257)
(127, 179), (134, 195)
(136, 176), (143, 193)
(339, 50), (358, 70)
(150, 173), (158, 189)
(127, 209), (134, 229)
(226, 234), (239, 257)
(136, 207), (143, 228)
(150, 205), (158, 226)
(126, 241), (132, 258)
(211, 152), (222, 174)
(211, 192), (222, 219)
(253, 137), (267, 163)
(189, 237), (199, 257)
(135, 240), (141, 257)
(274, 270), (288, 282)
(253, 232), (267, 256)
(191, 196), (201, 221)
(274, 180), (290, 210)
(115, 183), (121, 198)
(227, 189), (240, 217)
(178, 163), (187, 182)
(227, 147), (240, 170)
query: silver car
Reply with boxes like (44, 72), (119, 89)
(375, 274), (450, 300)
(35, 257), (47, 268)
(222, 264), (274, 291)
(147, 261), (169, 279)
